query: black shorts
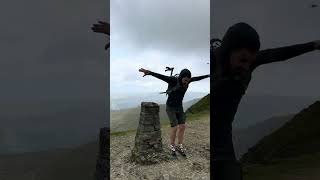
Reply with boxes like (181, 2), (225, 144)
(166, 106), (186, 127)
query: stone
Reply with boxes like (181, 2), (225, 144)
(131, 102), (168, 164)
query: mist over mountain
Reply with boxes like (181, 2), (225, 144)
(110, 91), (207, 110)
(234, 94), (316, 129)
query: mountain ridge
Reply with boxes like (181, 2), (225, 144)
(241, 100), (320, 164)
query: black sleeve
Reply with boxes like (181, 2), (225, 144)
(253, 42), (315, 68)
(148, 71), (175, 84)
(190, 74), (210, 82)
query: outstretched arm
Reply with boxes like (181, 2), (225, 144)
(139, 68), (174, 83)
(253, 41), (319, 68)
(190, 74), (210, 82)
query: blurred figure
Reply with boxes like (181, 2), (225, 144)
(211, 22), (320, 180)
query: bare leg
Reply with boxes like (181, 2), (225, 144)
(177, 124), (186, 144)
(170, 126), (178, 145)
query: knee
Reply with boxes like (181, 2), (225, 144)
(178, 124), (186, 130)
(171, 126), (178, 131)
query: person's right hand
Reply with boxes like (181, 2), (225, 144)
(91, 21), (110, 35)
(139, 68), (150, 77)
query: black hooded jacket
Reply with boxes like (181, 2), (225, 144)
(149, 69), (209, 109)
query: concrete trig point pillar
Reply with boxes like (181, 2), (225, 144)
(131, 102), (168, 164)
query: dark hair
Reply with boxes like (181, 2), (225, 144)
(215, 22), (260, 74)
(221, 22), (260, 53)
(178, 69), (191, 83)
(179, 69), (191, 78)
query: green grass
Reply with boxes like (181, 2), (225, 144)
(185, 93), (210, 122)
(185, 94), (210, 115)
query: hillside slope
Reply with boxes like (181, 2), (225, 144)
(241, 101), (320, 180)
(233, 114), (293, 159)
(242, 101), (320, 164)
(185, 94), (210, 115)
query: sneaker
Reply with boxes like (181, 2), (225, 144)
(169, 144), (177, 157)
(176, 144), (186, 157)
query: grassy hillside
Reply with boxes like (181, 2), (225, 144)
(111, 104), (172, 132)
(233, 114), (294, 159)
(185, 94), (210, 120)
(241, 101), (320, 164)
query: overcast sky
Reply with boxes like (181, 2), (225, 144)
(212, 0), (320, 97)
(110, 0), (210, 96)
(0, 0), (108, 102)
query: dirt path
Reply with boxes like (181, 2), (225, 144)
(110, 115), (210, 180)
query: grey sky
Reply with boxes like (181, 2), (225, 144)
(111, 0), (210, 96)
(0, 0), (108, 102)
(211, 0), (320, 97)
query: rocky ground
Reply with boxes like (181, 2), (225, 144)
(110, 114), (210, 180)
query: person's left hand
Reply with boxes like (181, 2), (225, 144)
(314, 40), (320, 50)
